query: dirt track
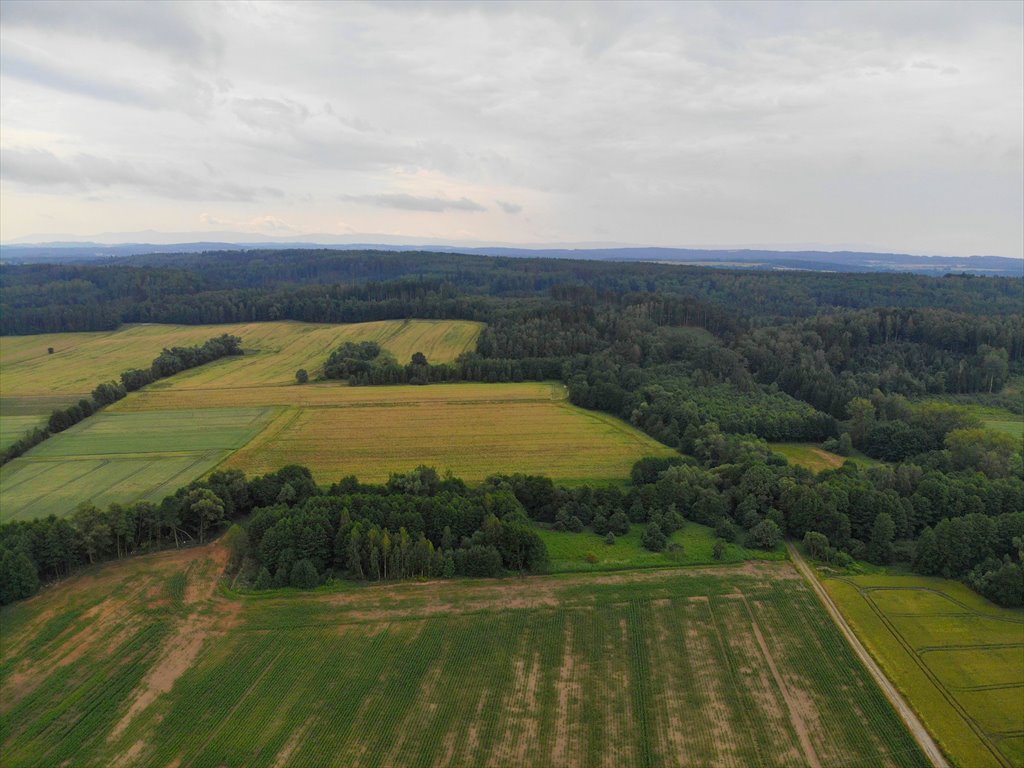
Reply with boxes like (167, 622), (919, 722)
(786, 543), (950, 768)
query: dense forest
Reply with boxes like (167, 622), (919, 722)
(0, 249), (1021, 606)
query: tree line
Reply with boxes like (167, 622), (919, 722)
(3, 250), (1021, 335)
(3, 409), (1021, 606)
(1, 334), (243, 466)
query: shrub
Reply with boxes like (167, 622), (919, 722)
(253, 566), (272, 590)
(748, 519), (782, 550)
(290, 558), (320, 589)
(641, 522), (667, 552)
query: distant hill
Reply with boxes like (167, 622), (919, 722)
(0, 240), (1020, 277)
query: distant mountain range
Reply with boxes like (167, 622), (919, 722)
(1, 236), (1020, 277)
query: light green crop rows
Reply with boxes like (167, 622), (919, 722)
(0, 408), (277, 522)
(0, 550), (929, 768)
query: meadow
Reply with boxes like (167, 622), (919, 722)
(824, 573), (1024, 768)
(0, 541), (930, 768)
(769, 442), (882, 473)
(915, 399), (1023, 441)
(537, 521), (786, 573)
(0, 319), (483, 398)
(0, 408), (278, 523)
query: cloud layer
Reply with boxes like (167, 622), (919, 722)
(1, 1), (1021, 255)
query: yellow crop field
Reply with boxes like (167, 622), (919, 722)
(825, 574), (1024, 768)
(213, 383), (675, 483)
(109, 380), (564, 412)
(0, 319), (483, 397)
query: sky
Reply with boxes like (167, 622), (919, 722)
(0, 0), (1021, 256)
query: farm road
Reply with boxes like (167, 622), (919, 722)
(786, 543), (950, 768)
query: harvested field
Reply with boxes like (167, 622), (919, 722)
(0, 319), (483, 397)
(109, 381), (674, 485)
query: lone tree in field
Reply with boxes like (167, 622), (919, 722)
(47, 347), (54, 354)
(295, 368), (309, 384)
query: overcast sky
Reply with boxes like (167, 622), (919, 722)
(1, 0), (1021, 255)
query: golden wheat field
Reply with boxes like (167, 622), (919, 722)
(110, 381), (675, 484)
(4, 322), (676, 515)
(0, 319), (483, 397)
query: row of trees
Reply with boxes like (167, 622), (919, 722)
(1, 335), (243, 466)
(2, 412), (1022, 606)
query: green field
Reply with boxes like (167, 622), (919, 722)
(770, 442), (883, 472)
(0, 543), (929, 767)
(104, 381), (675, 485)
(824, 573), (1024, 768)
(0, 415), (44, 451)
(914, 399), (1024, 442)
(0, 408), (278, 522)
(537, 521), (786, 573)
(1, 382), (673, 518)
(0, 319), (483, 398)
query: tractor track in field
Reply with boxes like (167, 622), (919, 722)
(786, 543), (951, 768)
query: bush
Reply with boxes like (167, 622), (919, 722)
(748, 519), (782, 549)
(253, 566), (272, 590)
(641, 522), (667, 552)
(712, 539), (727, 561)
(289, 558), (320, 589)
(604, 532), (616, 545)
(295, 368), (309, 384)
(714, 517), (736, 542)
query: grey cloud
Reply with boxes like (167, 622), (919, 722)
(1, 147), (283, 202)
(0, 0), (222, 63)
(0, 48), (159, 108)
(0, 1), (1020, 255)
(496, 200), (522, 214)
(342, 193), (486, 212)
(232, 97), (311, 133)
(0, 42), (217, 115)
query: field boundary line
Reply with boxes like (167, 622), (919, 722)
(205, 406), (296, 475)
(860, 589), (1014, 767)
(860, 585), (1024, 624)
(786, 543), (950, 768)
